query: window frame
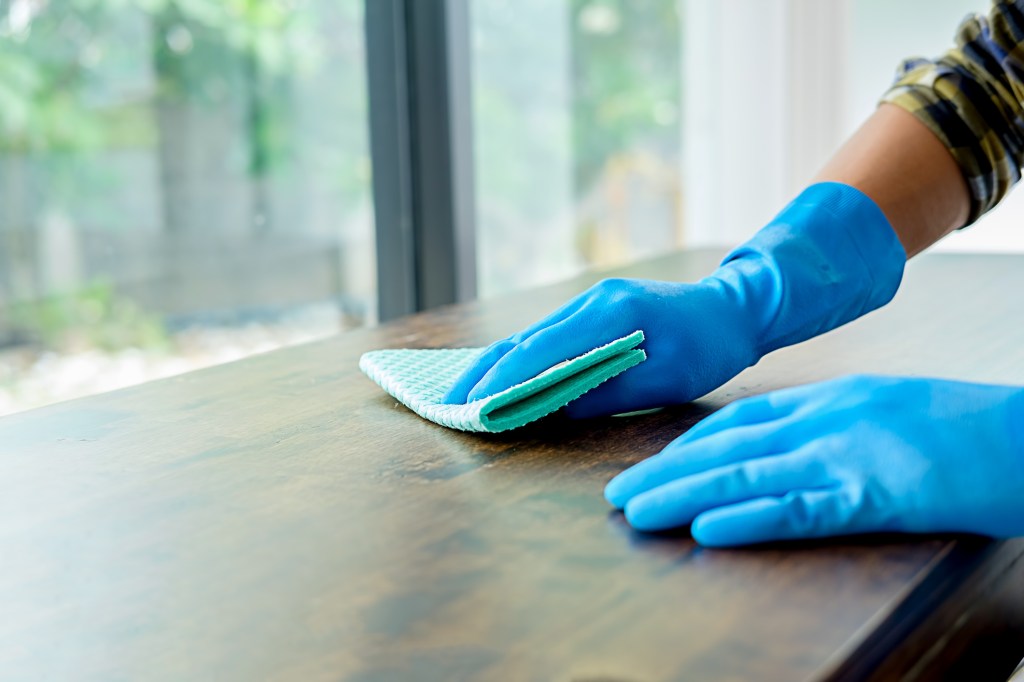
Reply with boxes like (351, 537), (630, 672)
(365, 0), (478, 321)
(366, 0), (855, 320)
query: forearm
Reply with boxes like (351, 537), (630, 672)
(812, 104), (970, 258)
(874, 1), (1024, 238)
(714, 105), (968, 354)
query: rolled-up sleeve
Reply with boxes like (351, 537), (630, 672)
(881, 1), (1024, 225)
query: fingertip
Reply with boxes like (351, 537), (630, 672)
(603, 475), (628, 510)
(441, 381), (472, 405)
(444, 338), (519, 404)
(623, 496), (667, 532)
(466, 377), (504, 402)
(603, 453), (664, 510)
(465, 349), (563, 402)
(463, 364), (517, 402)
(689, 512), (736, 547)
(689, 497), (793, 547)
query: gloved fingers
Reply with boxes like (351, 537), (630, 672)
(441, 292), (594, 403)
(622, 451), (831, 531)
(442, 337), (519, 403)
(465, 306), (621, 402)
(604, 418), (807, 509)
(690, 488), (848, 547)
(672, 391), (801, 446)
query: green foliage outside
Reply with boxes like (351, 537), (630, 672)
(570, 0), (682, 192)
(0, 0), (682, 350)
(471, 0), (681, 220)
(0, 0), (369, 212)
(9, 280), (170, 351)
(0, 0), (367, 352)
(0, 0), (320, 154)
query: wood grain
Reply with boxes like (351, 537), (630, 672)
(1, 251), (1023, 681)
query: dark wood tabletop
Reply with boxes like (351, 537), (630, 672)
(2, 251), (1024, 682)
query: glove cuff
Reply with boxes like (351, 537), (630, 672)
(782, 182), (907, 311)
(719, 182), (907, 356)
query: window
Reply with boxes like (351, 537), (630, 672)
(3, 0), (1021, 417)
(0, 0), (373, 415)
(471, 0), (684, 296)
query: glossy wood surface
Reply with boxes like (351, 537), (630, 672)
(2, 252), (1024, 681)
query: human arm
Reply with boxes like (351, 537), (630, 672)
(813, 103), (968, 258)
(881, 0), (1024, 226)
(444, 2), (1024, 418)
(830, 0), (1024, 256)
(442, 182), (906, 417)
(602, 2), (1024, 542)
(441, 104), (963, 410)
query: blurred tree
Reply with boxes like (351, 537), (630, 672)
(570, 0), (682, 192)
(0, 0), (321, 151)
(0, 0), (370, 346)
(570, 0), (683, 266)
(0, 0), (328, 235)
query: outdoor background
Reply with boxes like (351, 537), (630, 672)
(0, 0), (1016, 416)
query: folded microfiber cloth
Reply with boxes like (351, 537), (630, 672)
(359, 330), (646, 432)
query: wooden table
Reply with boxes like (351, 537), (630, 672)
(3, 252), (1024, 681)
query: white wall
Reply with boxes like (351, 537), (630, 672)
(684, 0), (1024, 253)
(682, 0), (850, 246)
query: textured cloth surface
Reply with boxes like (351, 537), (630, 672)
(359, 331), (646, 432)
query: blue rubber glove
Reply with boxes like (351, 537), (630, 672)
(443, 182), (906, 417)
(605, 374), (1024, 546)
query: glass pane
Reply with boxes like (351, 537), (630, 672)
(471, 0), (684, 297)
(0, 0), (373, 416)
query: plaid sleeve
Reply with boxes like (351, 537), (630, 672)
(881, 1), (1024, 226)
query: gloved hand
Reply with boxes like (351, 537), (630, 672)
(605, 374), (1024, 546)
(443, 182), (906, 417)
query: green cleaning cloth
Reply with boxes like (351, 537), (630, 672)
(359, 330), (646, 432)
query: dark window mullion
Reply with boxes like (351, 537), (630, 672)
(365, 0), (477, 322)
(365, 0), (417, 321)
